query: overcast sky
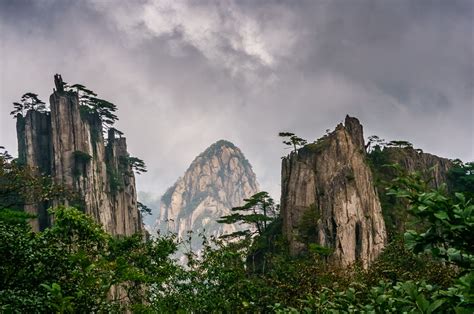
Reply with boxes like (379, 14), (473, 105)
(1, 0), (473, 203)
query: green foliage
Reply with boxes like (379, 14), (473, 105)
(72, 150), (92, 163)
(365, 135), (386, 152)
(0, 146), (13, 161)
(297, 203), (320, 245)
(305, 136), (330, 154)
(388, 171), (474, 269)
(10, 92), (47, 118)
(271, 279), (460, 313)
(218, 191), (278, 238)
(448, 160), (474, 200)
(118, 155), (147, 175)
(41, 283), (75, 313)
(308, 243), (333, 257)
(0, 208), (36, 226)
(154, 236), (260, 312)
(279, 132), (308, 153)
(154, 168), (472, 312)
(1, 185), (469, 312)
(72, 151), (92, 178)
(0, 206), (178, 312)
(106, 166), (124, 194)
(0, 150), (76, 211)
(67, 83), (118, 132)
(2, 136), (470, 312)
(127, 156), (147, 175)
(366, 146), (421, 238)
(137, 201), (152, 215)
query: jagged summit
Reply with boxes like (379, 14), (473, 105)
(281, 116), (387, 268)
(156, 139), (259, 250)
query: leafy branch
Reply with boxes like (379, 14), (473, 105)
(278, 132), (307, 153)
(10, 93), (47, 118)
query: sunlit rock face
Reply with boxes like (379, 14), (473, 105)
(280, 116), (387, 268)
(16, 74), (142, 235)
(156, 140), (259, 249)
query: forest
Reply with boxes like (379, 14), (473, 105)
(1, 113), (473, 312)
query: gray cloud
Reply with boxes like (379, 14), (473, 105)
(1, 0), (472, 203)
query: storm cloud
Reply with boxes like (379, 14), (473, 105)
(1, 0), (472, 203)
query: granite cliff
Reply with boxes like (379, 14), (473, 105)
(156, 140), (259, 249)
(368, 143), (453, 237)
(15, 74), (142, 235)
(375, 146), (452, 188)
(280, 116), (387, 268)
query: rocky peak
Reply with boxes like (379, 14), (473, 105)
(280, 116), (387, 268)
(16, 74), (142, 235)
(157, 140), (259, 249)
(344, 115), (365, 150)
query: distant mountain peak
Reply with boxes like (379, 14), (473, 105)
(209, 139), (237, 149)
(155, 140), (259, 250)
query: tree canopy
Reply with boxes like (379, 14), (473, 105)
(218, 191), (278, 239)
(67, 83), (119, 131)
(10, 93), (47, 118)
(278, 132), (308, 153)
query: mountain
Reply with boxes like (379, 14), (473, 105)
(279, 115), (456, 268)
(156, 140), (259, 249)
(15, 74), (142, 235)
(280, 116), (387, 268)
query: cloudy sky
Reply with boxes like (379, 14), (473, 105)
(1, 0), (473, 204)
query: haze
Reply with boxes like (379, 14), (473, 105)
(1, 0), (472, 203)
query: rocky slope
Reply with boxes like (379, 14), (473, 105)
(280, 116), (387, 268)
(379, 147), (452, 188)
(156, 140), (259, 249)
(368, 144), (453, 237)
(16, 74), (142, 235)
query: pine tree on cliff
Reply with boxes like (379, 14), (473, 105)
(67, 83), (118, 131)
(218, 191), (278, 238)
(278, 132), (307, 153)
(10, 93), (47, 117)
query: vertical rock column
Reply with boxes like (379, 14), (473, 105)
(16, 111), (52, 231)
(49, 80), (84, 188)
(106, 130), (142, 235)
(16, 74), (142, 235)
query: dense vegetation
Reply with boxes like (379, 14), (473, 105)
(1, 140), (473, 312)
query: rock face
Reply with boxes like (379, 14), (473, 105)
(16, 74), (142, 235)
(16, 110), (52, 231)
(382, 147), (453, 189)
(157, 140), (259, 248)
(280, 116), (387, 268)
(369, 145), (453, 237)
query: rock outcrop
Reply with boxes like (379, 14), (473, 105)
(156, 140), (259, 249)
(381, 147), (453, 189)
(16, 110), (52, 230)
(16, 74), (142, 235)
(280, 116), (387, 268)
(368, 144), (453, 237)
